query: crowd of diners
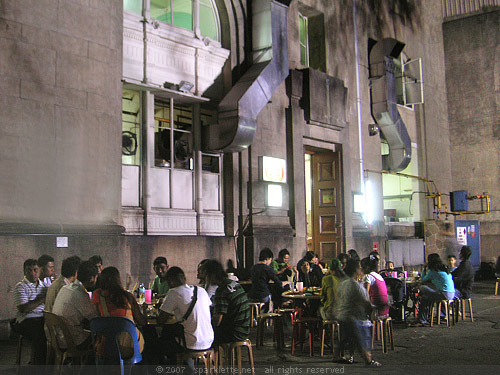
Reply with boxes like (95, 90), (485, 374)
(12, 244), (475, 369)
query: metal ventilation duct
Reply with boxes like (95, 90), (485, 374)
(369, 38), (412, 172)
(204, 0), (290, 152)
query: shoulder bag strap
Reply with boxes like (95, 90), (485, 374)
(178, 286), (198, 323)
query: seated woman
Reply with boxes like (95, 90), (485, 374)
(299, 261), (321, 288)
(361, 256), (390, 318)
(414, 253), (455, 325)
(92, 267), (151, 361)
(320, 258), (346, 321)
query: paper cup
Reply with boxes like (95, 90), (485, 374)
(145, 289), (152, 304)
(296, 282), (304, 291)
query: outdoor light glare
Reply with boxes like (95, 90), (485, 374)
(353, 193), (365, 213)
(267, 184), (282, 207)
(364, 180), (375, 224)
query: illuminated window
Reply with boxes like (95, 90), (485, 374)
(154, 100), (193, 170)
(299, 13), (309, 67)
(150, 0), (220, 41)
(124, 0), (142, 14)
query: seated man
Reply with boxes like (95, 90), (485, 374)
(38, 254), (56, 286)
(202, 260), (250, 346)
(45, 256), (81, 312)
(13, 259), (48, 365)
(52, 261), (99, 349)
(248, 248), (284, 310)
(448, 255), (458, 272)
(88, 255), (103, 274)
(152, 256), (170, 296)
(157, 267), (214, 365)
(452, 246), (474, 299)
(271, 249), (297, 282)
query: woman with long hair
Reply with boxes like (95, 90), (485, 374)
(413, 253), (455, 325)
(91, 267), (148, 360)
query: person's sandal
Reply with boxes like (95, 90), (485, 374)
(366, 360), (382, 367)
(342, 355), (354, 364)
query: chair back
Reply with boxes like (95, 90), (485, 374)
(43, 311), (79, 352)
(89, 317), (142, 366)
(384, 277), (404, 303)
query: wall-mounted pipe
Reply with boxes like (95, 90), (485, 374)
(369, 38), (412, 172)
(204, 0), (290, 152)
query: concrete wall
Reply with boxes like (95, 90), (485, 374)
(443, 10), (500, 261)
(0, 235), (235, 320)
(0, 0), (123, 226)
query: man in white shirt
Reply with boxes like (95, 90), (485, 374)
(158, 266), (214, 366)
(13, 259), (48, 365)
(52, 260), (98, 349)
(38, 254), (56, 286)
(45, 256), (81, 312)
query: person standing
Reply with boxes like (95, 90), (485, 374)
(334, 259), (381, 367)
(248, 248), (284, 311)
(13, 259), (48, 365)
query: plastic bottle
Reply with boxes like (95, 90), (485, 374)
(138, 283), (145, 304)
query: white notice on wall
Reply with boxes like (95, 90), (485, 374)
(56, 237), (68, 248)
(456, 227), (467, 246)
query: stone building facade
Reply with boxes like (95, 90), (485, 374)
(443, 6), (500, 263)
(2, 0), (496, 321)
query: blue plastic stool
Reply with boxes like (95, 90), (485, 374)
(90, 317), (142, 375)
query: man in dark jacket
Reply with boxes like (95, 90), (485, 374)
(452, 246), (474, 299)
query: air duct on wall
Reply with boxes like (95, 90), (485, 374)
(369, 38), (412, 172)
(204, 0), (290, 152)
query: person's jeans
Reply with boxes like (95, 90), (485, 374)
(417, 285), (455, 323)
(339, 319), (372, 355)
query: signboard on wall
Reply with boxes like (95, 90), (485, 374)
(259, 156), (286, 183)
(456, 226), (467, 245)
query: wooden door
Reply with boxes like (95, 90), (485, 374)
(311, 151), (343, 260)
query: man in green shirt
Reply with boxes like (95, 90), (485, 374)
(151, 256), (170, 296)
(271, 248), (297, 281)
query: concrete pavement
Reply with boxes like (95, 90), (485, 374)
(1, 280), (499, 374)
